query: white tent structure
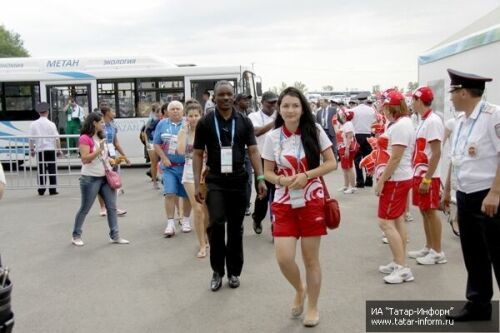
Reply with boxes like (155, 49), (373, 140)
(418, 6), (500, 121)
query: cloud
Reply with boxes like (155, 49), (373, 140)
(1, 0), (499, 90)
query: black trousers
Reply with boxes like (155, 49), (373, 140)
(326, 132), (338, 160)
(456, 189), (500, 305)
(205, 173), (248, 277)
(354, 133), (373, 186)
(252, 158), (275, 224)
(37, 150), (57, 194)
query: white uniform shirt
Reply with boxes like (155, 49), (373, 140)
(450, 102), (500, 194)
(262, 123), (332, 204)
(414, 111), (444, 178)
(341, 121), (355, 143)
(0, 163), (5, 185)
(29, 117), (59, 151)
(351, 104), (376, 134)
(204, 100), (215, 114)
(383, 116), (416, 181)
(248, 110), (275, 156)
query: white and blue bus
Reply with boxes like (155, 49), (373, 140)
(0, 56), (262, 164)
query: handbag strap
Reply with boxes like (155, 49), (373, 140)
(320, 176), (331, 200)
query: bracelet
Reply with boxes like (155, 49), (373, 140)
(256, 175), (265, 181)
(422, 177), (432, 185)
(304, 171), (310, 180)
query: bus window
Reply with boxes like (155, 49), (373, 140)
(117, 82), (135, 118)
(98, 81), (136, 118)
(0, 82), (39, 121)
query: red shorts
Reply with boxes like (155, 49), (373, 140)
(412, 177), (440, 210)
(340, 154), (354, 169)
(271, 199), (327, 238)
(378, 179), (412, 220)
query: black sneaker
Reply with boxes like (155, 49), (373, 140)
(355, 183), (365, 189)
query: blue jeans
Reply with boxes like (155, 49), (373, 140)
(73, 175), (119, 239)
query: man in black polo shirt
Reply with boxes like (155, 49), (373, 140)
(193, 81), (267, 292)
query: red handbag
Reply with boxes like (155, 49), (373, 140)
(320, 177), (341, 229)
(100, 158), (122, 190)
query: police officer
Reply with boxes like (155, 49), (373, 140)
(193, 81), (267, 292)
(443, 69), (500, 321)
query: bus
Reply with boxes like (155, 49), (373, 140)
(0, 56), (262, 164)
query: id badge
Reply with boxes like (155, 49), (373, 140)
(289, 189), (306, 209)
(220, 146), (233, 173)
(168, 135), (178, 155)
(107, 143), (117, 157)
(67, 113), (72, 122)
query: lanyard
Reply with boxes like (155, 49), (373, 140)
(279, 128), (302, 172)
(452, 103), (484, 156)
(214, 114), (235, 147)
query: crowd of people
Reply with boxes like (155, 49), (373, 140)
(9, 68), (499, 327)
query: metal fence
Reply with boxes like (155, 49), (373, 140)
(0, 135), (82, 190)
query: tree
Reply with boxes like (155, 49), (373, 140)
(269, 82), (288, 95)
(322, 85), (334, 91)
(0, 25), (29, 57)
(293, 81), (308, 94)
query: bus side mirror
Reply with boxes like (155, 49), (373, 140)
(256, 82), (262, 96)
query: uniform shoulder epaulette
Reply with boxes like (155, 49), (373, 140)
(483, 103), (496, 114)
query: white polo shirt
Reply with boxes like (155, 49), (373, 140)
(0, 163), (5, 185)
(351, 104), (376, 134)
(29, 116), (59, 151)
(248, 110), (275, 156)
(451, 102), (500, 194)
(383, 116), (416, 181)
(414, 110), (444, 178)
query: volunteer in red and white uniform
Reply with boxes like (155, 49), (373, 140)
(337, 110), (357, 194)
(262, 87), (336, 327)
(374, 90), (416, 284)
(408, 86), (447, 265)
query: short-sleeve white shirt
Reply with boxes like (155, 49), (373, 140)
(414, 111), (444, 178)
(383, 116), (415, 181)
(262, 123), (332, 204)
(248, 110), (275, 156)
(29, 117), (59, 151)
(341, 121), (355, 143)
(351, 104), (376, 134)
(451, 102), (500, 194)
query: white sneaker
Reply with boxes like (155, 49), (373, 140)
(408, 246), (430, 259)
(181, 218), (192, 233)
(110, 237), (130, 244)
(404, 212), (414, 222)
(338, 186), (347, 192)
(381, 234), (389, 244)
(416, 249), (447, 265)
(378, 261), (398, 274)
(343, 187), (355, 194)
(117, 208), (127, 216)
(164, 220), (176, 237)
(383, 266), (414, 284)
(72, 237), (84, 246)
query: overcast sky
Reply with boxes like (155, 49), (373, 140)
(1, 0), (499, 92)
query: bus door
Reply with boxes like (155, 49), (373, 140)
(46, 84), (91, 135)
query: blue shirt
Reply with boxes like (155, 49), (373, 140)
(153, 118), (185, 167)
(104, 122), (118, 144)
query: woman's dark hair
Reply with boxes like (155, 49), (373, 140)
(80, 111), (104, 139)
(275, 87), (320, 170)
(160, 103), (169, 115)
(100, 106), (112, 116)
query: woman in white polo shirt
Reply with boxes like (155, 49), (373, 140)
(375, 90), (416, 284)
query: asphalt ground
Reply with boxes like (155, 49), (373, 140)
(0, 168), (498, 333)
